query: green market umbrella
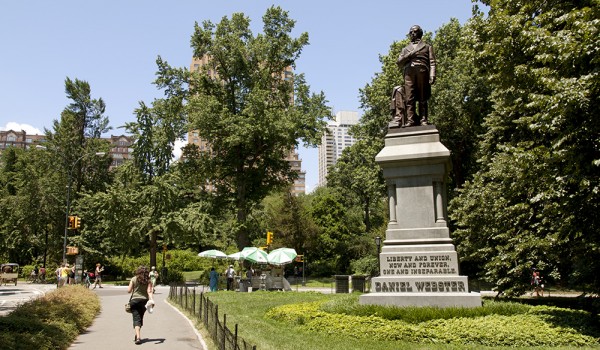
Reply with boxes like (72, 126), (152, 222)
(227, 252), (243, 261)
(240, 247), (269, 264)
(267, 248), (297, 266)
(198, 249), (227, 259)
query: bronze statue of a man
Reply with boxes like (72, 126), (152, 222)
(396, 25), (436, 127)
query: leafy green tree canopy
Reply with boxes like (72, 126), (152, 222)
(451, 0), (600, 295)
(179, 6), (330, 248)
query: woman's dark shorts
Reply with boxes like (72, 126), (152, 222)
(130, 298), (148, 327)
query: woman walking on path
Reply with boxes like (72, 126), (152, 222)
(128, 266), (155, 345)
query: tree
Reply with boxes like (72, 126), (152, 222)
(0, 147), (63, 266)
(180, 7), (330, 248)
(354, 38), (407, 141)
(125, 93), (186, 266)
(326, 139), (386, 233)
(75, 163), (147, 259)
(308, 187), (365, 275)
(260, 191), (319, 254)
(20, 78), (112, 266)
(451, 1), (600, 295)
(47, 78), (111, 193)
(429, 18), (491, 188)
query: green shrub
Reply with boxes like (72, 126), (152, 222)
(320, 295), (535, 323)
(163, 269), (184, 284)
(21, 264), (34, 278)
(350, 256), (378, 276)
(266, 296), (600, 347)
(107, 249), (212, 280)
(0, 285), (100, 350)
(307, 259), (338, 277)
(197, 269), (210, 285)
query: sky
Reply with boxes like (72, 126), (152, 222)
(0, 0), (476, 192)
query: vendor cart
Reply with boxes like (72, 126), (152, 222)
(1, 263), (20, 286)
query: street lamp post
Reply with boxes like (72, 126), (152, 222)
(62, 152), (105, 264)
(375, 236), (381, 276)
(37, 146), (105, 264)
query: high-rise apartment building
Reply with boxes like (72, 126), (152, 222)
(318, 111), (360, 186)
(286, 150), (305, 196)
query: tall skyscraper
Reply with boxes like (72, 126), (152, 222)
(318, 111), (360, 186)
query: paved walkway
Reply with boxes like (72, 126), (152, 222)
(0, 282), (56, 316)
(69, 285), (207, 349)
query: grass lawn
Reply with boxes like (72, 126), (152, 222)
(183, 270), (202, 282)
(179, 290), (600, 350)
(197, 291), (417, 350)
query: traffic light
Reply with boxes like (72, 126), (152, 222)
(295, 254), (304, 262)
(266, 231), (273, 245)
(68, 216), (76, 229)
(74, 216), (81, 229)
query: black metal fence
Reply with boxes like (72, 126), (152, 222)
(169, 284), (257, 350)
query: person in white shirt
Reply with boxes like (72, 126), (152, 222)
(225, 265), (235, 291)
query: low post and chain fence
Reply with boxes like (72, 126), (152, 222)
(169, 284), (257, 350)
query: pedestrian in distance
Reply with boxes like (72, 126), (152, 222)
(60, 263), (69, 287)
(55, 264), (63, 288)
(83, 269), (92, 288)
(93, 263), (104, 289)
(39, 266), (46, 283)
(534, 271), (544, 297)
(28, 267), (38, 283)
(246, 266), (254, 291)
(149, 266), (159, 293)
(68, 265), (76, 285)
(530, 269), (544, 297)
(225, 265), (236, 291)
(127, 265), (155, 345)
(209, 267), (218, 292)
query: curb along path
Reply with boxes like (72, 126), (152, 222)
(70, 285), (207, 349)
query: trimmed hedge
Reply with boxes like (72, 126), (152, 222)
(265, 298), (600, 347)
(0, 285), (100, 350)
(106, 249), (205, 283)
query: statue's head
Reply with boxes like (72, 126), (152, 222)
(408, 25), (423, 40)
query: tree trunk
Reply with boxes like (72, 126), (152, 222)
(150, 229), (157, 268)
(236, 177), (250, 250)
(364, 197), (371, 233)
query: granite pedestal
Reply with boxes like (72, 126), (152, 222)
(359, 125), (481, 308)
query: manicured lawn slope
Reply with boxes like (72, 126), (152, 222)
(199, 291), (600, 350)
